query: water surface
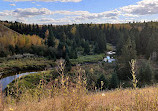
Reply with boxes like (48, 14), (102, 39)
(0, 71), (37, 90)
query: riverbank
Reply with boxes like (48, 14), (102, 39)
(0, 57), (56, 77)
(3, 70), (54, 91)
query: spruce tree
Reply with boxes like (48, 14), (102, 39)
(47, 29), (55, 47)
(117, 37), (137, 80)
(110, 72), (119, 89)
(138, 61), (152, 84)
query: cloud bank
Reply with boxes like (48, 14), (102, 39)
(121, 0), (158, 15)
(0, 7), (120, 24)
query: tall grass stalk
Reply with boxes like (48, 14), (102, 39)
(130, 59), (138, 89)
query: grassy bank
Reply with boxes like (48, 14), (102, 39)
(0, 57), (55, 76)
(70, 54), (105, 65)
(5, 70), (55, 90)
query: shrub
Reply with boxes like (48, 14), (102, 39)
(96, 74), (108, 90)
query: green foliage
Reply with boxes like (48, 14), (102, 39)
(47, 29), (55, 47)
(70, 54), (104, 65)
(154, 70), (158, 81)
(117, 37), (137, 80)
(96, 31), (107, 53)
(146, 32), (158, 59)
(106, 43), (114, 51)
(0, 57), (55, 75)
(83, 41), (90, 55)
(65, 54), (71, 71)
(94, 43), (100, 54)
(110, 72), (119, 89)
(86, 69), (97, 90)
(121, 37), (137, 62)
(138, 61), (153, 85)
(96, 74), (108, 90)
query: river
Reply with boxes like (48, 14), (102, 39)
(0, 71), (38, 91)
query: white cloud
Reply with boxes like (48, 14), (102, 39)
(16, 17), (26, 22)
(121, 0), (158, 15)
(0, 8), (120, 20)
(39, 17), (74, 25)
(12, 8), (52, 17)
(52, 10), (90, 15)
(0, 10), (12, 16)
(10, 4), (16, 6)
(75, 10), (120, 20)
(4, 0), (82, 2)
(122, 13), (138, 17)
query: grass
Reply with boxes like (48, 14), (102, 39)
(1, 59), (158, 111)
(0, 57), (55, 76)
(70, 53), (105, 65)
(106, 43), (115, 51)
(2, 85), (158, 111)
(6, 70), (57, 90)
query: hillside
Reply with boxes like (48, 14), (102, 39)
(0, 22), (45, 58)
(0, 23), (20, 37)
(2, 85), (158, 111)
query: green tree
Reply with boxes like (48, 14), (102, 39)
(94, 42), (100, 54)
(138, 61), (153, 85)
(110, 72), (119, 89)
(65, 53), (71, 71)
(117, 37), (137, 80)
(146, 32), (158, 59)
(121, 37), (137, 63)
(47, 29), (55, 47)
(97, 31), (107, 53)
(83, 41), (90, 55)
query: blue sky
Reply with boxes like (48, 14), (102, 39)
(0, 0), (158, 25)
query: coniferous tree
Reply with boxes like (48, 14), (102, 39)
(117, 37), (137, 80)
(97, 31), (107, 53)
(94, 42), (100, 54)
(138, 61), (153, 85)
(47, 29), (55, 47)
(110, 72), (119, 89)
(83, 41), (90, 55)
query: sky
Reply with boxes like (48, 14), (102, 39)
(0, 0), (158, 25)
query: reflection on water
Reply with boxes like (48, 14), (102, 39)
(0, 72), (37, 91)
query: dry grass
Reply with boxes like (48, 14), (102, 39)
(1, 86), (158, 111)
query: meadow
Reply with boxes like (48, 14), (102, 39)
(70, 54), (105, 65)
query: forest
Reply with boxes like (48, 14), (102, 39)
(1, 20), (158, 88)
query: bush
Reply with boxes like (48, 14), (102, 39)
(96, 74), (108, 90)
